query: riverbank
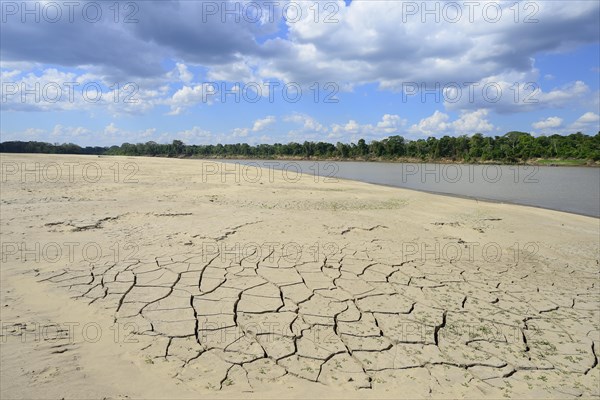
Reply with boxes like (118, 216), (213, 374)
(1, 153), (598, 399)
(120, 154), (600, 167)
(216, 159), (600, 217)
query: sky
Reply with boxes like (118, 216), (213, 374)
(1, 0), (599, 146)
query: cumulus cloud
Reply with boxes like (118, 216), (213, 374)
(443, 71), (591, 113)
(280, 113), (407, 142)
(103, 123), (119, 136)
(252, 116), (276, 132)
(170, 63), (194, 83)
(569, 112), (600, 133)
(3, 1), (598, 90)
(0, 67), (170, 115)
(284, 113), (327, 136)
(0, 1), (281, 80)
(0, 68), (98, 112)
(328, 114), (407, 141)
(532, 116), (563, 130)
(532, 113), (599, 135)
(1, 0), (598, 143)
(166, 83), (218, 114)
(1, 123), (214, 146)
(258, 1), (599, 89)
(232, 128), (249, 138)
(409, 109), (494, 137)
(377, 114), (405, 133)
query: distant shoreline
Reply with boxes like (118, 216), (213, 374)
(3, 152), (598, 167)
(3, 132), (599, 167)
(183, 155), (599, 167)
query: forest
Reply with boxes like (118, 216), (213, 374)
(1, 131), (599, 164)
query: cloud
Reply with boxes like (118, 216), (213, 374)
(284, 113), (327, 136)
(1, 123), (184, 146)
(170, 63), (193, 83)
(1, 1), (598, 143)
(232, 128), (249, 138)
(49, 124), (91, 139)
(252, 116), (276, 132)
(103, 123), (119, 136)
(329, 114), (407, 141)
(451, 109), (495, 134)
(377, 114), (405, 133)
(0, 67), (170, 115)
(0, 1), (281, 80)
(569, 112), (600, 133)
(166, 83), (217, 114)
(0, 0), (597, 123)
(443, 71), (591, 113)
(0, 68), (97, 112)
(280, 113), (407, 143)
(532, 113), (600, 135)
(2, 1), (597, 90)
(532, 116), (563, 130)
(408, 111), (451, 137)
(537, 81), (590, 108)
(176, 126), (212, 141)
(206, 60), (257, 83)
(258, 1), (599, 88)
(409, 109), (494, 137)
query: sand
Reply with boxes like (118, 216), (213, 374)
(1, 153), (598, 399)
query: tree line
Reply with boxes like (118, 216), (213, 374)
(1, 131), (599, 163)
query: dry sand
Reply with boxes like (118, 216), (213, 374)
(1, 153), (598, 399)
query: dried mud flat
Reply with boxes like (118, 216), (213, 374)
(1, 154), (598, 399)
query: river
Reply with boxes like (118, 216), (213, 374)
(218, 160), (600, 217)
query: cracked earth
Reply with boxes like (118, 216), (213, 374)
(1, 154), (599, 399)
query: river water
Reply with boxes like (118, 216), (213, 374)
(218, 160), (600, 217)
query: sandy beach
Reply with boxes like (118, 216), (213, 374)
(1, 153), (598, 399)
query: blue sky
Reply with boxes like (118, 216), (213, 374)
(1, 0), (599, 146)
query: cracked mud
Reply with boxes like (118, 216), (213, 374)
(38, 239), (600, 396)
(1, 155), (598, 399)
